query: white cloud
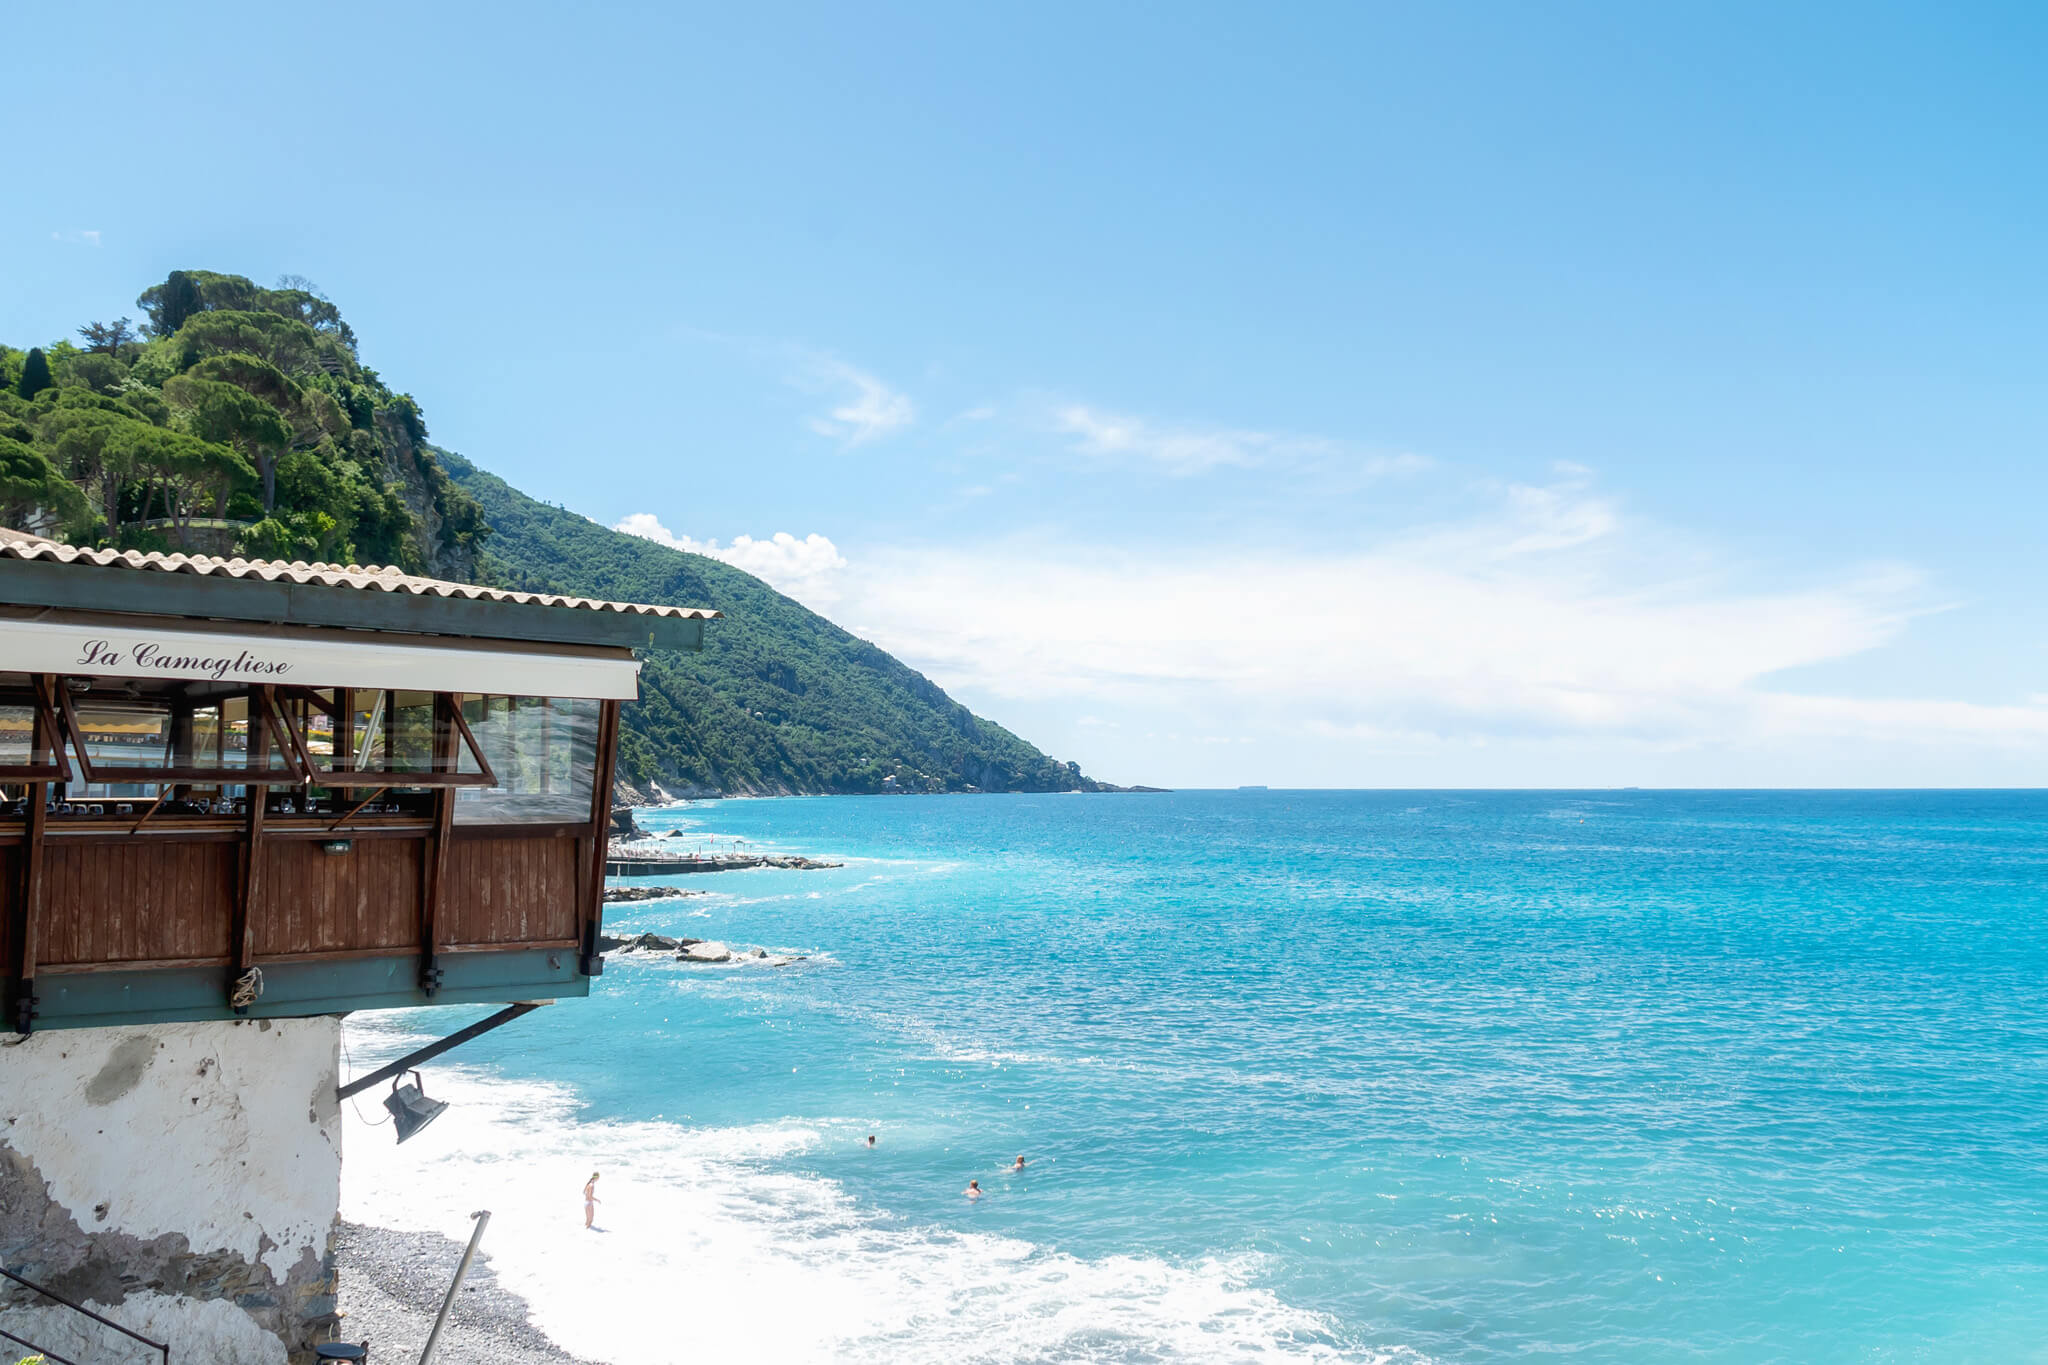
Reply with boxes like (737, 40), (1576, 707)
(805, 360), (913, 445)
(51, 229), (101, 247)
(1054, 404), (1430, 479)
(808, 473), (2048, 777)
(614, 515), (847, 604)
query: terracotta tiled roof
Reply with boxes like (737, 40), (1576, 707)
(0, 528), (719, 620)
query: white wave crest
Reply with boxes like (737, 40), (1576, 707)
(340, 1051), (1388, 1364)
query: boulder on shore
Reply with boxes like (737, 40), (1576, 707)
(600, 933), (807, 966)
(599, 931), (705, 953)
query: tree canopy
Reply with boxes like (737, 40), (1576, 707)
(15, 348), (51, 400)
(2, 271), (481, 571)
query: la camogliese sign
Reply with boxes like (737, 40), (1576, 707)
(1, 618), (640, 700)
(74, 638), (294, 682)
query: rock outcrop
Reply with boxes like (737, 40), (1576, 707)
(601, 886), (705, 904)
(595, 933), (805, 966)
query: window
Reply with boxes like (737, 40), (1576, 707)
(51, 679), (306, 786)
(0, 677), (65, 815)
(453, 695), (599, 825)
(0, 677), (64, 782)
(0, 676), (614, 825)
(290, 688), (496, 791)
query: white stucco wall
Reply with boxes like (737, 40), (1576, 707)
(0, 1017), (342, 1360)
(0, 1290), (288, 1365)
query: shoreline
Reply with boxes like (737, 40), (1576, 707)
(614, 784), (1169, 808)
(334, 1221), (593, 1365)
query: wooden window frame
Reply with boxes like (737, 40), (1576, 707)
(37, 680), (498, 792)
(282, 687), (499, 789)
(51, 677), (310, 785)
(0, 677), (68, 782)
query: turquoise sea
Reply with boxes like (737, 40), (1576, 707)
(345, 790), (2048, 1363)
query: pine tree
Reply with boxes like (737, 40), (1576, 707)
(157, 270), (202, 336)
(16, 347), (51, 399)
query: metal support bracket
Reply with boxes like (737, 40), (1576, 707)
(337, 1001), (544, 1101)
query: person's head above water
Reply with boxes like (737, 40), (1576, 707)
(866, 1135), (876, 1147)
(1014, 1155), (1026, 1167)
(968, 1179), (980, 1189)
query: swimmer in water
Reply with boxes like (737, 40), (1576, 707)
(965, 1179), (982, 1200)
(1011, 1155), (1026, 1172)
(867, 1135), (877, 1148)
(583, 1172), (601, 1229)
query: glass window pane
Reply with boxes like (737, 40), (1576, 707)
(390, 691), (437, 774)
(454, 696), (598, 824)
(0, 702), (43, 768)
(70, 698), (175, 770)
(301, 692), (336, 759)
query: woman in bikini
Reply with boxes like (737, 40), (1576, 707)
(584, 1172), (601, 1228)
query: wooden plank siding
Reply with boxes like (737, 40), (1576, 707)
(13, 825), (592, 970)
(37, 840), (237, 968)
(252, 838), (424, 958)
(440, 836), (581, 948)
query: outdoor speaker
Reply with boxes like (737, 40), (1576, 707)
(385, 1070), (448, 1144)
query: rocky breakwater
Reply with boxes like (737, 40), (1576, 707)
(601, 886), (707, 904)
(603, 848), (844, 876)
(596, 932), (806, 967)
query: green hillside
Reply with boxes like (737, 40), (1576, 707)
(2, 269), (1107, 796)
(442, 450), (1106, 795)
(0, 270), (484, 577)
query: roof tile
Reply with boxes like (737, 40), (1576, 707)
(0, 529), (719, 620)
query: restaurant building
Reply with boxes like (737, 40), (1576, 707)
(0, 529), (715, 1362)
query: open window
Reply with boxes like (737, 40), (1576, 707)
(51, 678), (310, 786)
(0, 677), (67, 782)
(281, 688), (499, 791)
(3, 676), (508, 823)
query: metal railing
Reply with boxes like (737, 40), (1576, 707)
(0, 1265), (169, 1364)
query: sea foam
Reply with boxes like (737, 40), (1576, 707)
(340, 1038), (1381, 1364)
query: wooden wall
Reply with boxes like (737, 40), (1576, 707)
(4, 697), (616, 1015)
(441, 835), (582, 948)
(6, 826), (586, 973)
(253, 837), (424, 959)
(38, 840), (238, 968)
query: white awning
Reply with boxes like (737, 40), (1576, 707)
(0, 617), (641, 700)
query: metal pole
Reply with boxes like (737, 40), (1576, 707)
(418, 1209), (490, 1365)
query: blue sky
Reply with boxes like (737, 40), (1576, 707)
(7, 3), (2046, 786)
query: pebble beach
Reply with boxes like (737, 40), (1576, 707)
(334, 1222), (590, 1365)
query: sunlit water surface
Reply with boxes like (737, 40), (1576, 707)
(344, 790), (2048, 1363)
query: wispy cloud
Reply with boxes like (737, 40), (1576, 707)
(1054, 403), (1430, 479)
(802, 471), (2048, 777)
(614, 514), (848, 604)
(51, 229), (101, 247)
(804, 359), (914, 445)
